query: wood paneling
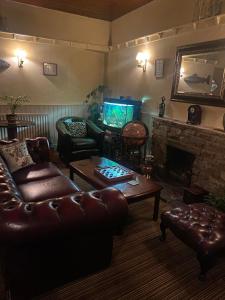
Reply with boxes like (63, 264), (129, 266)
(0, 104), (84, 147)
(13, 0), (154, 21)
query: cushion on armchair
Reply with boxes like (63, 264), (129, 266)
(67, 121), (87, 137)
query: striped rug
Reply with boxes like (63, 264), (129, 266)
(37, 196), (225, 300)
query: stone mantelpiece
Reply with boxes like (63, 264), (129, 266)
(152, 117), (225, 194)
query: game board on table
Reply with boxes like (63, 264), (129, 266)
(94, 165), (134, 182)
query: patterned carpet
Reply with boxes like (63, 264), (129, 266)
(36, 165), (225, 300)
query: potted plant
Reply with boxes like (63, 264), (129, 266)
(0, 95), (30, 123)
(84, 85), (107, 123)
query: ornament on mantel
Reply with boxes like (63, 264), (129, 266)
(159, 96), (166, 117)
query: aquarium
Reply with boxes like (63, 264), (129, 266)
(103, 102), (134, 129)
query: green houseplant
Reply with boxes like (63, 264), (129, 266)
(0, 95), (30, 123)
(84, 85), (107, 123)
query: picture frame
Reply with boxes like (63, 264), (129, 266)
(43, 62), (57, 76)
(171, 39), (225, 107)
(155, 59), (164, 78)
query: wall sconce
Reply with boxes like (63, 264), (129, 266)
(180, 67), (185, 77)
(16, 49), (26, 68)
(136, 52), (150, 72)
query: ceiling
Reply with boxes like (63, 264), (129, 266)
(13, 0), (154, 21)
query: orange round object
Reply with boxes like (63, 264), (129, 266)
(122, 122), (148, 146)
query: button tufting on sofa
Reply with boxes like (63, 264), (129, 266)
(0, 137), (128, 299)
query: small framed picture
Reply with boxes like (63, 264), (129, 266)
(155, 59), (164, 78)
(43, 62), (57, 76)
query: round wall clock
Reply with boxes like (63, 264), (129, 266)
(187, 105), (202, 125)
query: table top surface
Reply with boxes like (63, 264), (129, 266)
(0, 120), (35, 127)
(70, 157), (162, 202)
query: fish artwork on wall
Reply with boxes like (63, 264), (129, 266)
(0, 59), (10, 70)
(184, 73), (211, 85)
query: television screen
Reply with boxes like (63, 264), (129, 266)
(103, 102), (134, 128)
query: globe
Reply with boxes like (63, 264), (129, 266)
(122, 122), (148, 146)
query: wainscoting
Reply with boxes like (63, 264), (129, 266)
(0, 105), (153, 151)
(0, 113), (50, 141)
(0, 104), (84, 147)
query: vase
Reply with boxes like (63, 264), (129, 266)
(6, 114), (17, 123)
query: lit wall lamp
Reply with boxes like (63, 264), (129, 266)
(180, 67), (185, 78)
(16, 49), (26, 68)
(136, 51), (150, 72)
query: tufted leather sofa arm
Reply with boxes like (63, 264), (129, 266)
(26, 137), (50, 163)
(0, 187), (128, 245)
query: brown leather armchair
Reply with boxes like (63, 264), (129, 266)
(56, 116), (104, 163)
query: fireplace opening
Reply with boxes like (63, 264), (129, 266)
(166, 145), (195, 186)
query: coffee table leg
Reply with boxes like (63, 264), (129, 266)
(70, 167), (74, 181)
(153, 191), (161, 221)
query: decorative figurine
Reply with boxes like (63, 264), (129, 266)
(159, 96), (166, 117)
(187, 105), (202, 125)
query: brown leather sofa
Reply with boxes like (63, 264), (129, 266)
(160, 203), (225, 280)
(0, 137), (128, 300)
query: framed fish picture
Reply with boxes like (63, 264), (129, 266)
(171, 39), (225, 107)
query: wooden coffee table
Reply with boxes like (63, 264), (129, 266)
(69, 157), (162, 221)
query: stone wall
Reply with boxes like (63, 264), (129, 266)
(152, 116), (225, 194)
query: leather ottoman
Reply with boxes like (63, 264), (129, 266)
(160, 203), (225, 279)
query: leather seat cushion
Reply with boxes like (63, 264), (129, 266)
(161, 203), (225, 256)
(71, 138), (97, 150)
(18, 175), (81, 202)
(12, 162), (62, 184)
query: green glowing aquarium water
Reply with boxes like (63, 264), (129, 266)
(103, 102), (134, 128)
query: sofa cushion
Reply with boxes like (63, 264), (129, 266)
(0, 141), (34, 173)
(12, 162), (62, 185)
(71, 138), (97, 150)
(18, 175), (81, 202)
(67, 122), (87, 137)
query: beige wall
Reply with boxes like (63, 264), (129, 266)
(1, 0), (225, 130)
(0, 38), (105, 105)
(112, 0), (196, 44)
(107, 24), (225, 129)
(0, 1), (108, 106)
(0, 0), (110, 45)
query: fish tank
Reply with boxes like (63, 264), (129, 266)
(103, 98), (142, 130)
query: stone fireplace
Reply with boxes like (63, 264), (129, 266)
(166, 145), (195, 186)
(152, 116), (225, 194)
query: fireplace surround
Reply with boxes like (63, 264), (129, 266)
(152, 116), (225, 194)
(166, 145), (195, 186)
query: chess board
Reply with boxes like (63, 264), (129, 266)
(94, 165), (134, 182)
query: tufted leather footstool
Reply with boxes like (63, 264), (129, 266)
(160, 203), (225, 279)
